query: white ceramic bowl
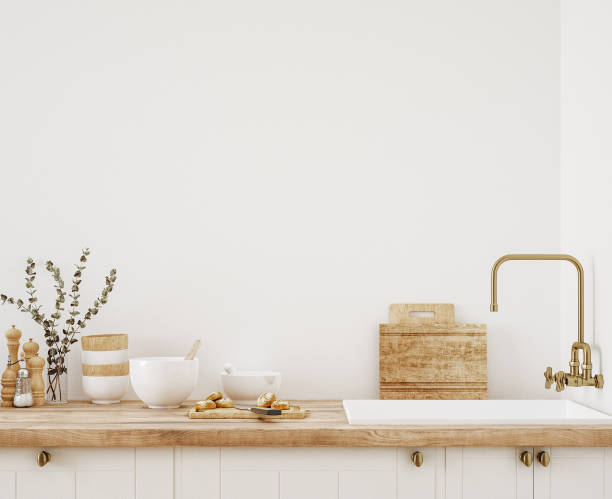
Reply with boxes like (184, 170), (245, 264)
(82, 376), (130, 404)
(130, 357), (199, 409)
(220, 371), (281, 405)
(81, 341), (130, 404)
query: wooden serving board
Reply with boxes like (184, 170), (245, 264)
(188, 405), (307, 420)
(380, 304), (487, 400)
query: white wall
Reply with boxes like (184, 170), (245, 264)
(560, 1), (612, 412)
(0, 1), (560, 401)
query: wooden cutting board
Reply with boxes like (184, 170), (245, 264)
(379, 304), (487, 400)
(188, 405), (307, 420)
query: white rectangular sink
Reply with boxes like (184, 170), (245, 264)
(343, 399), (612, 425)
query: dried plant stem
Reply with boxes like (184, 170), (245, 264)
(1, 249), (118, 402)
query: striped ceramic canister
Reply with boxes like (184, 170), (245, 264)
(81, 334), (129, 404)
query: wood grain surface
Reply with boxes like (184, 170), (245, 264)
(81, 333), (128, 351)
(82, 362), (130, 376)
(1, 400), (612, 448)
(380, 304), (487, 400)
(188, 405), (307, 419)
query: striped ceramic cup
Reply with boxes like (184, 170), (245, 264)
(81, 334), (129, 404)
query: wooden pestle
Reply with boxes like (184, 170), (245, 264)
(184, 340), (201, 360)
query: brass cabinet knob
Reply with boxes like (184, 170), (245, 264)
(519, 451), (533, 467)
(537, 451), (550, 467)
(37, 450), (50, 467)
(411, 451), (424, 467)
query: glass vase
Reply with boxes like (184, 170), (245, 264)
(46, 368), (68, 404)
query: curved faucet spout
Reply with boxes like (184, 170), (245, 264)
(489, 253), (602, 391)
(489, 253), (584, 343)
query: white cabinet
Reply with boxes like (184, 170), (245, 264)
(2, 445), (610, 499)
(533, 447), (612, 499)
(398, 447), (445, 499)
(447, 447), (612, 499)
(176, 447), (444, 499)
(219, 447), (396, 499)
(446, 448), (533, 499)
(0, 448), (174, 499)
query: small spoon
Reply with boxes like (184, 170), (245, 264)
(184, 340), (201, 360)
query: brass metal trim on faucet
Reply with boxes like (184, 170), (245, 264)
(490, 254), (604, 392)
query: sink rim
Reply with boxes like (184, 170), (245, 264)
(343, 399), (612, 426)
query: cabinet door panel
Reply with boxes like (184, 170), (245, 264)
(280, 471), (337, 499)
(16, 471), (74, 499)
(175, 447), (220, 499)
(0, 471), (15, 499)
(339, 471), (394, 499)
(76, 471), (134, 499)
(221, 471), (279, 499)
(446, 447), (532, 499)
(398, 448), (444, 499)
(3, 448), (136, 499)
(135, 448), (174, 499)
(534, 447), (609, 499)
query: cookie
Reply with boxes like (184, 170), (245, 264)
(194, 400), (217, 411)
(257, 392), (276, 407)
(271, 400), (290, 410)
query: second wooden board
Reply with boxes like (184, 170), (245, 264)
(380, 303), (487, 400)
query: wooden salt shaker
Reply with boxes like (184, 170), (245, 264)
(22, 338), (45, 406)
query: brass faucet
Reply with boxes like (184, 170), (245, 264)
(490, 254), (604, 392)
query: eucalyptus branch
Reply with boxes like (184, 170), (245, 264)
(0, 249), (118, 384)
(45, 260), (66, 371)
(1, 258), (49, 328)
(64, 267), (117, 349)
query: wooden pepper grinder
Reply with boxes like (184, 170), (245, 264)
(1, 355), (17, 407)
(1, 325), (22, 407)
(6, 325), (22, 374)
(22, 338), (45, 406)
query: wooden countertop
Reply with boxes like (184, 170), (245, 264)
(1, 400), (612, 447)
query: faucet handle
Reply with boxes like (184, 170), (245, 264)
(555, 371), (566, 392)
(595, 374), (604, 389)
(544, 367), (554, 389)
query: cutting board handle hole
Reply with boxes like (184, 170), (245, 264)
(409, 311), (435, 318)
